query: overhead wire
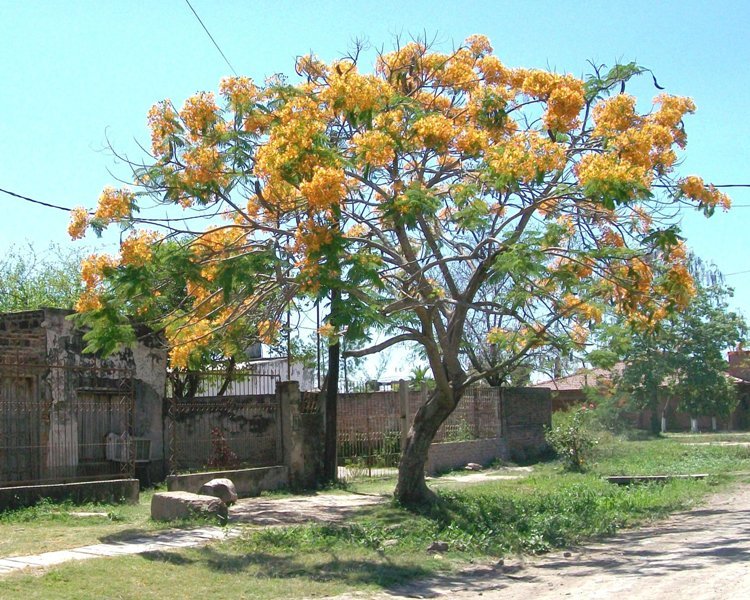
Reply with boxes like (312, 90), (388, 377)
(184, 0), (238, 76)
(3, 184), (750, 215)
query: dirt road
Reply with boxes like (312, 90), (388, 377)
(352, 483), (750, 600)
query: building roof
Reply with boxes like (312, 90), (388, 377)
(533, 361), (748, 391)
(532, 366), (617, 391)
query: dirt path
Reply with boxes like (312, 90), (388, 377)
(348, 483), (750, 600)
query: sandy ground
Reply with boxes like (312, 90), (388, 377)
(332, 483), (750, 600)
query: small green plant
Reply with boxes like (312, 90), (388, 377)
(546, 405), (598, 472)
(445, 417), (476, 442)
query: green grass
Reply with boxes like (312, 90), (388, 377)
(0, 540), (447, 599)
(592, 433), (750, 476)
(0, 487), (217, 558)
(2, 433), (750, 598)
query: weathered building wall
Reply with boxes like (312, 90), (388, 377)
(0, 308), (168, 485)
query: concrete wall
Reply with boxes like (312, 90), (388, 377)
(426, 437), (507, 475)
(0, 478), (139, 510)
(166, 466), (289, 497)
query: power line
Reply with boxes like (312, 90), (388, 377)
(0, 186), (78, 213)
(725, 269), (750, 277)
(184, 0), (238, 76)
(3, 185), (750, 215)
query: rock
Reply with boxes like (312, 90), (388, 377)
(465, 463), (483, 471)
(151, 491), (227, 522)
(199, 478), (238, 505)
(563, 551), (572, 558)
(382, 539), (399, 548)
(427, 541), (449, 553)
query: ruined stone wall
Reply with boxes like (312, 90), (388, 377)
(0, 310), (47, 363)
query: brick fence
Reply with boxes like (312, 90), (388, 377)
(337, 383), (551, 473)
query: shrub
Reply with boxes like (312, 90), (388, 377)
(546, 405), (598, 471)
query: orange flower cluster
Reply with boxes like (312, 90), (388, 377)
(167, 320), (213, 368)
(257, 320), (281, 344)
(296, 54), (329, 79)
(147, 100), (180, 157)
(487, 132), (566, 183)
(576, 153), (652, 198)
(80, 253), (118, 288)
(561, 294), (603, 324)
(180, 92), (220, 142)
(95, 187), (134, 222)
(352, 130), (395, 167)
(375, 42), (427, 79)
(412, 114), (456, 150)
(120, 230), (159, 268)
(588, 93), (697, 193)
(432, 49), (480, 92)
(679, 176), (731, 210)
(593, 95), (638, 137)
(68, 207), (89, 240)
(300, 166), (346, 212)
(219, 76), (258, 108)
(255, 96), (326, 194)
(182, 145), (227, 187)
(320, 64), (392, 114)
(516, 70), (585, 132)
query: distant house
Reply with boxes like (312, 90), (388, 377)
(533, 359), (750, 432)
(532, 365), (624, 412)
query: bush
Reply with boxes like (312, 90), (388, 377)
(546, 406), (598, 472)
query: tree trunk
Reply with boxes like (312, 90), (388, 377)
(322, 288), (342, 484)
(395, 388), (458, 506)
(322, 339), (340, 484)
(649, 389), (660, 435)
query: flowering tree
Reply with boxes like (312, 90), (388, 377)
(70, 36), (730, 504)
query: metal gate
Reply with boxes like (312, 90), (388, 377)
(166, 370), (282, 473)
(0, 362), (136, 486)
(337, 381), (405, 480)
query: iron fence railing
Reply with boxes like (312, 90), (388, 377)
(0, 361), (136, 487)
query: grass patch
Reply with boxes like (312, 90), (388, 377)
(592, 434), (750, 476)
(0, 534), (446, 599)
(0, 487), (212, 558)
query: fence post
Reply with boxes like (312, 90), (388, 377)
(399, 380), (409, 453)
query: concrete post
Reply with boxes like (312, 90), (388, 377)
(278, 380), (302, 486)
(278, 380), (325, 489)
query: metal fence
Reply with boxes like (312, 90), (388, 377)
(337, 385), (402, 479)
(166, 370), (282, 474)
(0, 361), (136, 487)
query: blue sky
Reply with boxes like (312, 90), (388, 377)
(1, 0), (748, 325)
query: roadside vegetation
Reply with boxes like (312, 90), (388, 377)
(2, 431), (750, 598)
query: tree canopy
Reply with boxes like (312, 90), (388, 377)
(593, 281), (746, 430)
(68, 35), (730, 504)
(0, 243), (84, 312)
